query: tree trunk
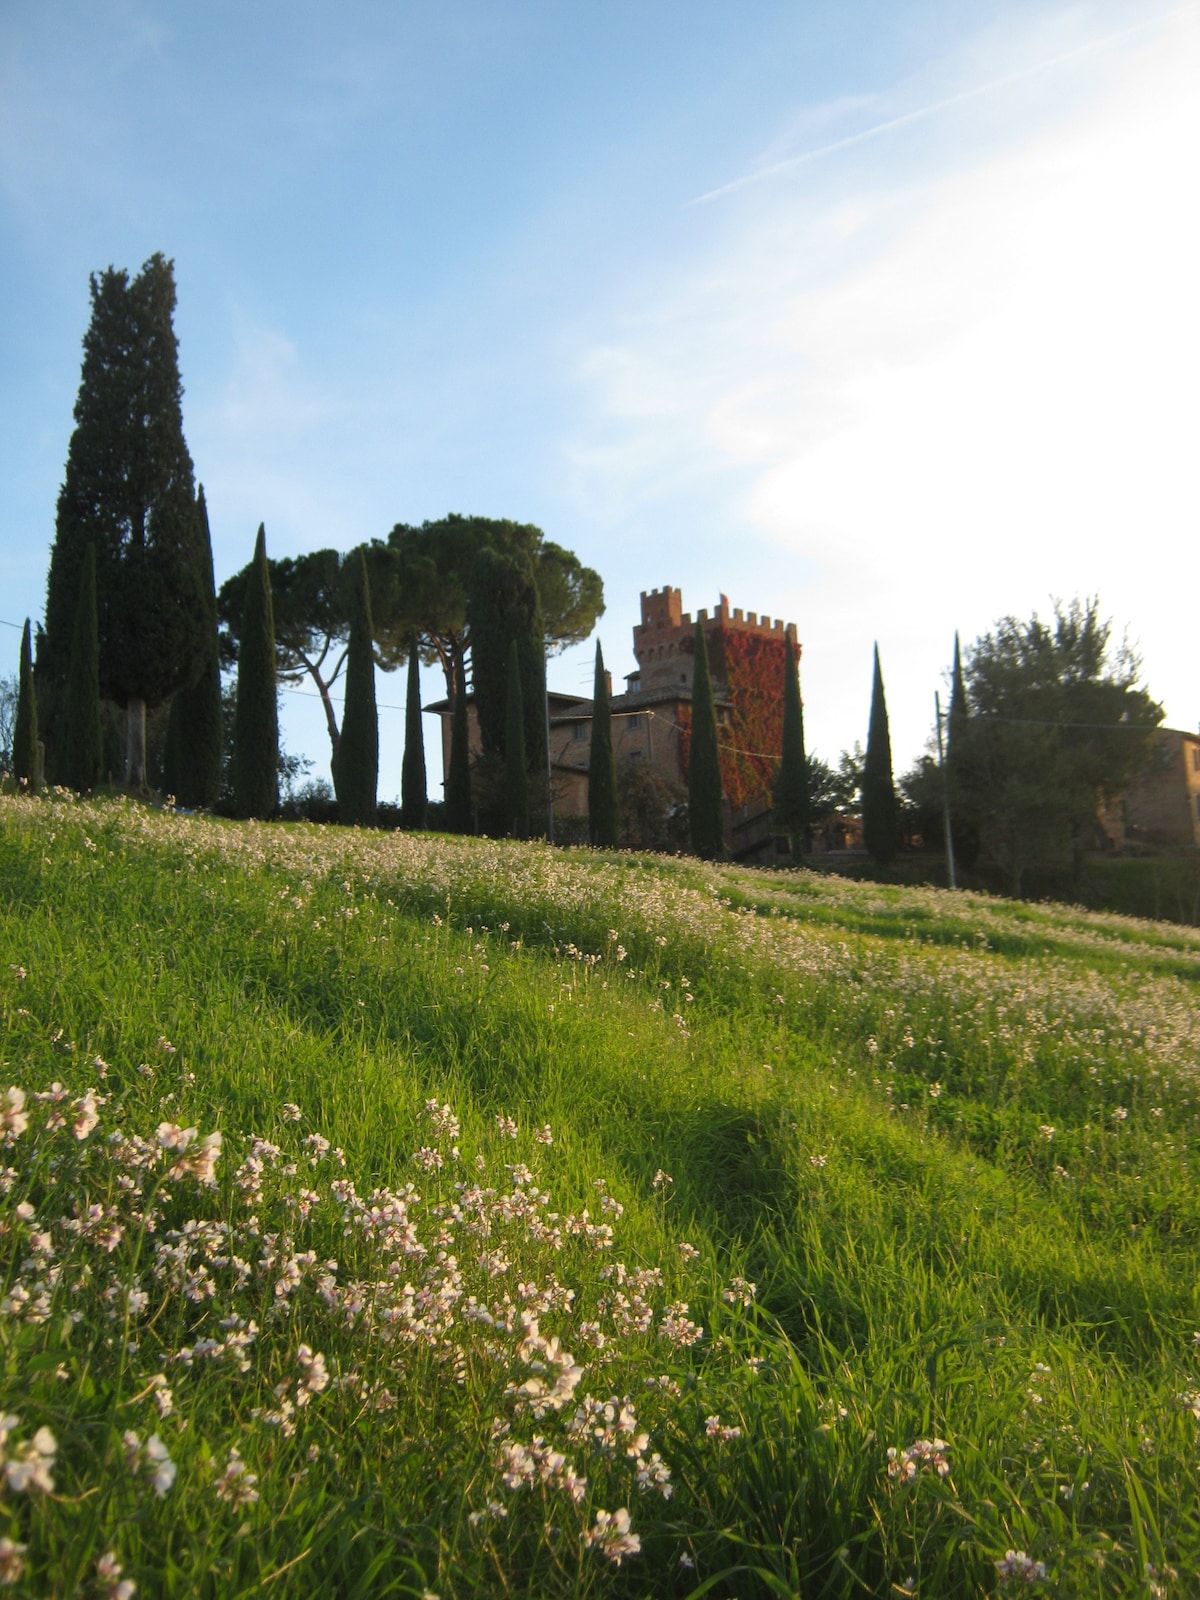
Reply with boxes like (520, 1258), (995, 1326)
(125, 698), (147, 790)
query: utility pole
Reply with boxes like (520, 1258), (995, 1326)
(543, 639), (554, 844)
(935, 690), (957, 890)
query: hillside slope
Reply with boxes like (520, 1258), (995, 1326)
(1, 795), (1198, 1597)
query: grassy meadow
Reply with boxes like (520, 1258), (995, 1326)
(1, 793), (1200, 1597)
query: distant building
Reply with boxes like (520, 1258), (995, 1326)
(426, 586), (800, 856)
(1099, 728), (1200, 849)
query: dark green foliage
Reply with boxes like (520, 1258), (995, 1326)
(232, 526), (279, 819)
(45, 255), (208, 786)
(587, 641), (619, 848)
(379, 514), (603, 702)
(954, 601), (1161, 896)
(60, 544), (102, 792)
(863, 646), (899, 868)
(216, 544), (396, 777)
(944, 632), (980, 869)
(863, 649), (898, 864)
(773, 642), (807, 850)
(688, 622), (724, 859)
(445, 653), (472, 833)
(505, 640), (529, 839)
(13, 621), (39, 789)
(333, 552), (378, 828)
(163, 488), (223, 808)
(467, 547), (547, 775)
(400, 643), (427, 831)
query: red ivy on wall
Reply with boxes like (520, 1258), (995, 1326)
(677, 627), (797, 810)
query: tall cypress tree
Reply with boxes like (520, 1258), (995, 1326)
(467, 546), (546, 773)
(773, 640), (807, 854)
(45, 255), (208, 788)
(400, 641), (427, 830)
(688, 621), (724, 860)
(944, 631), (980, 870)
(59, 543), (102, 792)
(863, 645), (899, 868)
(13, 621), (39, 790)
(232, 525), (279, 819)
(445, 650), (472, 833)
(587, 640), (619, 848)
(505, 639), (529, 839)
(334, 551), (378, 828)
(163, 487), (223, 808)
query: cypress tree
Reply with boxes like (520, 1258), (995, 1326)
(445, 651), (473, 833)
(232, 525), (279, 819)
(400, 641), (427, 830)
(162, 487), (223, 808)
(60, 544), (102, 792)
(863, 645), (899, 868)
(467, 546), (546, 773)
(944, 631), (980, 870)
(688, 621), (724, 859)
(587, 640), (619, 848)
(773, 639), (807, 854)
(505, 639), (529, 839)
(45, 255), (208, 788)
(333, 551), (378, 828)
(13, 621), (39, 790)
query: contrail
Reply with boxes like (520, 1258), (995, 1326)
(690, 3), (1197, 206)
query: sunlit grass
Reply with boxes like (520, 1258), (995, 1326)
(0, 792), (1198, 1595)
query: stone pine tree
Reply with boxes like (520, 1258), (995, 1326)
(13, 621), (39, 790)
(863, 644), (899, 868)
(773, 639), (807, 855)
(400, 642), (427, 830)
(333, 551), (378, 828)
(163, 487), (223, 808)
(232, 525), (279, 819)
(445, 651), (472, 833)
(44, 255), (209, 788)
(587, 640), (619, 848)
(688, 621), (724, 860)
(59, 543), (102, 792)
(505, 639), (530, 839)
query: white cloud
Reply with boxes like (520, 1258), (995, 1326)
(568, 4), (1200, 768)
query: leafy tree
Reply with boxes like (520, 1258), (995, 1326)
(232, 526), (279, 819)
(45, 254), (209, 787)
(688, 622), (724, 859)
(587, 641), (619, 848)
(773, 641), (807, 852)
(504, 639), (530, 839)
(13, 621), (39, 790)
(378, 515), (603, 700)
(445, 653), (472, 834)
(59, 543), (102, 792)
(400, 642), (427, 831)
(333, 552), (378, 827)
(863, 646), (899, 868)
(163, 488), (223, 809)
(955, 600), (1161, 896)
(217, 544), (396, 775)
(0, 674), (16, 770)
(617, 759), (687, 852)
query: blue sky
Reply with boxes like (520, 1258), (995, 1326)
(2, 1), (1197, 801)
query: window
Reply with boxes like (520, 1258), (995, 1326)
(1195, 794), (1200, 821)
(627, 714), (642, 730)
(1192, 747), (1200, 773)
(571, 721), (588, 743)
(628, 749), (644, 763)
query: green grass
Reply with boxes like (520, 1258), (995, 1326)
(1, 793), (1199, 1596)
